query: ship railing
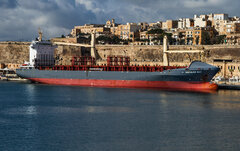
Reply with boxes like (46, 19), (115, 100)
(38, 65), (186, 72)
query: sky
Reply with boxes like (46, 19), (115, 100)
(0, 0), (239, 41)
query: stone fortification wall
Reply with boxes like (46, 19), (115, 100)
(0, 42), (30, 64)
(55, 45), (89, 65)
(95, 45), (200, 63)
(95, 45), (240, 63)
(0, 42), (240, 66)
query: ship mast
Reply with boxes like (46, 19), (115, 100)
(38, 28), (43, 42)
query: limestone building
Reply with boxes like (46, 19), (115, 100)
(178, 18), (194, 29)
(71, 24), (110, 37)
(225, 33), (240, 45)
(149, 22), (162, 29)
(185, 27), (216, 45)
(213, 14), (229, 33)
(0, 63), (5, 69)
(222, 22), (240, 35)
(162, 20), (178, 30)
(117, 23), (141, 41)
(194, 15), (212, 28)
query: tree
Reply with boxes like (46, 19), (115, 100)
(201, 32), (211, 45)
(136, 38), (149, 42)
(187, 37), (193, 45)
(96, 35), (124, 44)
(165, 33), (174, 45)
(147, 29), (164, 34)
(179, 39), (185, 45)
(96, 35), (111, 44)
(111, 35), (121, 44)
(76, 33), (91, 44)
(211, 35), (226, 44)
(195, 36), (199, 45)
(179, 32), (184, 39)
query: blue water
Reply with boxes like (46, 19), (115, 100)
(0, 81), (240, 151)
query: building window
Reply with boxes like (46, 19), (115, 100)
(228, 66), (235, 71)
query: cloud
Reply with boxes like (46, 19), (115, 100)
(0, 0), (239, 41)
(0, 0), (18, 8)
(0, 0), (96, 41)
(75, 0), (101, 13)
(183, 0), (227, 8)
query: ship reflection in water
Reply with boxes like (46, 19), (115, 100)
(0, 81), (240, 151)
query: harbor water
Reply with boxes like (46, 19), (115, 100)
(0, 81), (240, 151)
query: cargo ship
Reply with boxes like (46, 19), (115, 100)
(16, 34), (220, 91)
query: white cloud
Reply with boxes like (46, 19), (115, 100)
(75, 0), (101, 13)
(183, 0), (208, 8)
(31, 16), (48, 27)
(183, 0), (226, 8)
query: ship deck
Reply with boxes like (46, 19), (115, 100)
(38, 65), (186, 72)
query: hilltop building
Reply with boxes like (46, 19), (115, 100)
(221, 22), (240, 35)
(162, 20), (178, 30)
(194, 15), (212, 28)
(185, 27), (216, 45)
(178, 18), (194, 29)
(148, 22), (162, 29)
(117, 23), (141, 41)
(71, 24), (110, 38)
(138, 22), (149, 31)
(212, 14), (229, 33)
(62, 14), (240, 45)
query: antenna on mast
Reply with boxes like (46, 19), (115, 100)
(38, 28), (43, 41)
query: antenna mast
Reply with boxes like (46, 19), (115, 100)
(38, 28), (43, 41)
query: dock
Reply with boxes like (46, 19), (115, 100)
(218, 84), (240, 90)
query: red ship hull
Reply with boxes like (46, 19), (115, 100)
(28, 78), (218, 92)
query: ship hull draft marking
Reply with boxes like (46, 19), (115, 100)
(17, 61), (220, 92)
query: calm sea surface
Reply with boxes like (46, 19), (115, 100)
(0, 81), (240, 151)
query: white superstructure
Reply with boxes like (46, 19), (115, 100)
(29, 40), (57, 67)
(24, 29), (57, 67)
